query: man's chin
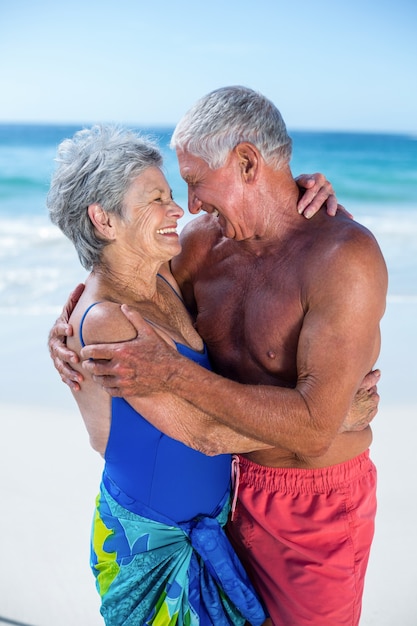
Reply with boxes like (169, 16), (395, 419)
(217, 216), (234, 239)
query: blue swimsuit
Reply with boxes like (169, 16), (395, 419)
(80, 295), (267, 625)
(79, 301), (231, 522)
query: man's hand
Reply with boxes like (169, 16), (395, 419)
(48, 283), (85, 391)
(81, 305), (180, 396)
(340, 369), (381, 432)
(295, 173), (353, 219)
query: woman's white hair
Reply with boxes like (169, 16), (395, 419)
(47, 125), (162, 270)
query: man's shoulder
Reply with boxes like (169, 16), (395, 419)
(306, 214), (387, 287)
(311, 213), (380, 253)
(173, 215), (222, 283)
(180, 214), (223, 253)
(182, 214), (222, 237)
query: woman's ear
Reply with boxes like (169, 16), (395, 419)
(234, 142), (259, 183)
(88, 204), (116, 240)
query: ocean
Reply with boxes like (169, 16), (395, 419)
(0, 123), (416, 315)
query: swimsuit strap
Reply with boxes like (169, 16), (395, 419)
(156, 273), (184, 303)
(79, 301), (102, 347)
(142, 315), (207, 358)
(141, 315), (178, 346)
(79, 300), (205, 358)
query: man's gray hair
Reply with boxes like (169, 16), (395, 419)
(171, 86), (292, 170)
(47, 125), (162, 270)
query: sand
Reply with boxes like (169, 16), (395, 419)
(0, 299), (416, 625)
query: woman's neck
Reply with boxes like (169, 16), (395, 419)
(90, 257), (160, 304)
(86, 260), (203, 352)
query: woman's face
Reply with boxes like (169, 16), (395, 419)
(117, 167), (184, 264)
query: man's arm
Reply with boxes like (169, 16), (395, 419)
(81, 310), (381, 455)
(48, 283), (85, 390)
(128, 391), (273, 455)
(48, 282), (381, 453)
(82, 227), (387, 457)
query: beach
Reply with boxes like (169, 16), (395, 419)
(1, 126), (416, 624)
(0, 313), (103, 626)
(0, 296), (416, 626)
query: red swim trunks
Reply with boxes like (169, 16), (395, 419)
(227, 450), (377, 626)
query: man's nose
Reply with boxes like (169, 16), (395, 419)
(188, 191), (203, 214)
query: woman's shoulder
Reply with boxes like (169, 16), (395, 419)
(79, 300), (138, 346)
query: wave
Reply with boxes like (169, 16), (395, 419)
(0, 175), (49, 192)
(0, 210), (416, 315)
(356, 210), (417, 235)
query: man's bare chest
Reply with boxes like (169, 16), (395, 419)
(193, 262), (304, 385)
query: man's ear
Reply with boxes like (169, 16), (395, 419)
(88, 204), (116, 240)
(234, 142), (259, 183)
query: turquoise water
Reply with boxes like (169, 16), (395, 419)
(0, 124), (416, 313)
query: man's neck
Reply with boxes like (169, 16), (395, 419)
(247, 169), (302, 242)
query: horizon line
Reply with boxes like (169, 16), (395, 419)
(0, 121), (414, 138)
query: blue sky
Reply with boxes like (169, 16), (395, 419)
(1, 0), (416, 133)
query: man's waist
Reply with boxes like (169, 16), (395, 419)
(241, 427), (373, 469)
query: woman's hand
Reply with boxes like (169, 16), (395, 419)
(340, 370), (381, 432)
(295, 173), (352, 219)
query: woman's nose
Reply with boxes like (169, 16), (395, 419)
(168, 200), (184, 218)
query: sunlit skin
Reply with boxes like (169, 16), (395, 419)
(158, 144), (387, 467)
(47, 155), (382, 462)
(75, 143), (386, 469)
(47, 136), (383, 626)
(64, 167), (209, 455)
(63, 165), (277, 463)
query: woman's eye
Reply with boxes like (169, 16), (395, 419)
(154, 195), (173, 204)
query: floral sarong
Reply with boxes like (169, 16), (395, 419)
(91, 475), (267, 625)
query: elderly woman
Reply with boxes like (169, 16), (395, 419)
(47, 125), (269, 626)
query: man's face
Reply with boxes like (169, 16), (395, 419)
(176, 149), (256, 241)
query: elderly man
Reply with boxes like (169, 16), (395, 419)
(50, 87), (385, 626)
